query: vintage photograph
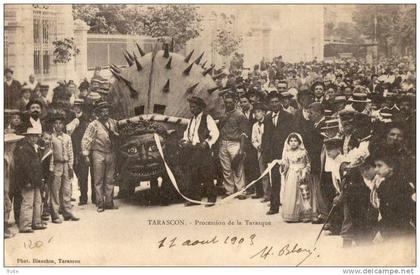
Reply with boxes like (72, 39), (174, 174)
(3, 3), (416, 267)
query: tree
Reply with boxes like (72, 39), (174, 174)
(213, 14), (242, 57)
(73, 4), (203, 51)
(353, 5), (401, 57)
(52, 37), (80, 64)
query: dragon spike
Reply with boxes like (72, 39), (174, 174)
(207, 86), (218, 94)
(110, 64), (121, 73)
(201, 60), (207, 69)
(110, 70), (122, 81)
(184, 50), (194, 63)
(163, 79), (170, 93)
(125, 50), (134, 61)
(194, 52), (204, 65)
(183, 63), (194, 75)
(165, 56), (172, 69)
(202, 64), (214, 76)
(186, 82), (199, 93)
(136, 43), (146, 57)
(163, 43), (170, 58)
(123, 51), (134, 66)
(134, 55), (143, 71)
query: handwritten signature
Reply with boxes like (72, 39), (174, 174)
(23, 237), (53, 250)
(249, 243), (318, 266)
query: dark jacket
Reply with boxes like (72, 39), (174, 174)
(261, 109), (295, 161)
(14, 139), (43, 189)
(294, 110), (323, 175)
(377, 173), (415, 235)
(5, 79), (22, 109)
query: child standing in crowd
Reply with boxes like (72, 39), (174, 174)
(280, 133), (312, 223)
(251, 102), (270, 202)
(371, 147), (415, 240)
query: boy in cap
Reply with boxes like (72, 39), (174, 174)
(49, 113), (79, 223)
(251, 102), (270, 201)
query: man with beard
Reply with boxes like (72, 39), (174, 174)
(82, 101), (119, 212)
(18, 99), (44, 134)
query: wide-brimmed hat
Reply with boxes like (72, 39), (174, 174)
(22, 127), (42, 135)
(5, 109), (21, 117)
(321, 119), (340, 130)
(334, 95), (347, 104)
(5, 133), (25, 143)
(348, 92), (371, 103)
(187, 96), (206, 108)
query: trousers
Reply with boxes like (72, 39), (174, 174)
(218, 140), (245, 195)
(74, 154), (93, 204)
(259, 155), (271, 200)
(269, 163), (282, 212)
(19, 186), (42, 231)
(92, 151), (116, 208)
(50, 162), (73, 219)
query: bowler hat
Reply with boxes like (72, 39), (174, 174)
(334, 95), (347, 104)
(323, 136), (342, 149)
(26, 99), (43, 110)
(187, 96), (206, 108)
(348, 93), (371, 103)
(94, 101), (111, 111)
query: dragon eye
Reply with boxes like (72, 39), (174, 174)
(127, 146), (138, 154)
(148, 145), (158, 152)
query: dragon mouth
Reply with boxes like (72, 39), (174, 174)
(125, 163), (164, 179)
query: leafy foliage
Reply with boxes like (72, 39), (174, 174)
(52, 37), (80, 64)
(213, 14), (242, 57)
(72, 4), (203, 51)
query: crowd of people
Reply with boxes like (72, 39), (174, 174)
(4, 54), (416, 247)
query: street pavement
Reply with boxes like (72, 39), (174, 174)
(5, 183), (415, 267)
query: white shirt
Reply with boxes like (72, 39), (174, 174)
(331, 154), (345, 193)
(182, 112), (219, 148)
(251, 120), (264, 156)
(30, 116), (43, 132)
(272, 111), (279, 127)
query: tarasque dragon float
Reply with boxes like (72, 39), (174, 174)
(108, 43), (226, 201)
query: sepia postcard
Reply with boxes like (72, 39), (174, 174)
(3, 3), (416, 268)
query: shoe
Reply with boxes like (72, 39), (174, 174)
(78, 202), (87, 206)
(32, 225), (47, 230)
(52, 218), (63, 224)
(64, 216), (80, 221)
(311, 218), (324, 224)
(236, 195), (247, 200)
(260, 198), (270, 203)
(205, 202), (215, 207)
(159, 201), (169, 206)
(266, 210), (279, 215)
(104, 205), (118, 210)
(184, 202), (200, 207)
(252, 194), (263, 199)
(97, 207), (105, 213)
(20, 229), (34, 233)
(41, 215), (50, 221)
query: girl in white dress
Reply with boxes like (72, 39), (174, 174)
(280, 133), (312, 223)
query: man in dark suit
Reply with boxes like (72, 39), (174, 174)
(262, 91), (295, 215)
(14, 127), (46, 233)
(4, 68), (22, 109)
(17, 99), (44, 134)
(239, 94), (260, 196)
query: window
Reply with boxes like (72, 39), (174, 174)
(153, 104), (166, 114)
(33, 5), (57, 76)
(134, 105), (145, 115)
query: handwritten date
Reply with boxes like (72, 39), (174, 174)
(158, 234), (256, 248)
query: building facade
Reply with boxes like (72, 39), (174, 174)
(4, 4), (89, 88)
